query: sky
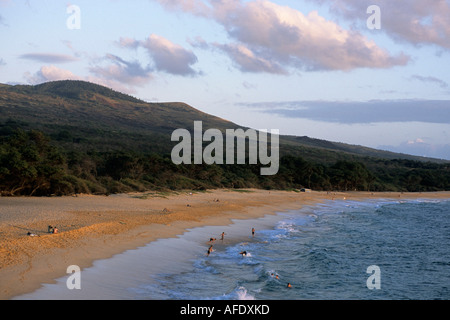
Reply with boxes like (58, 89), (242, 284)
(1, 0), (450, 160)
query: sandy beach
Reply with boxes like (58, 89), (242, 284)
(1, 189), (450, 300)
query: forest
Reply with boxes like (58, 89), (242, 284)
(1, 126), (449, 196)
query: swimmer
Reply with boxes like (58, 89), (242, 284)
(207, 245), (214, 256)
(252, 228), (255, 237)
(220, 232), (225, 241)
(239, 251), (247, 256)
(287, 283), (292, 288)
(208, 237), (217, 243)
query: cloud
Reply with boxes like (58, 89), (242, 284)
(89, 54), (153, 87)
(118, 37), (140, 49)
(24, 65), (81, 84)
(119, 34), (199, 76)
(240, 99), (450, 124)
(23, 62), (148, 95)
(19, 53), (79, 64)
(153, 0), (211, 17)
(154, 0), (409, 73)
(379, 139), (450, 160)
(212, 42), (287, 74)
(410, 75), (448, 89)
(308, 0), (450, 50)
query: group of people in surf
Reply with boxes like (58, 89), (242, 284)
(206, 231), (225, 256)
(205, 227), (293, 289)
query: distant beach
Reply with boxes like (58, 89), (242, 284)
(1, 189), (450, 300)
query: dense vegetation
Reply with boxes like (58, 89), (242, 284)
(1, 125), (449, 196)
(1, 80), (449, 196)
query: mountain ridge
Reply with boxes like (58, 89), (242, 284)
(0, 80), (445, 163)
(1, 80), (449, 196)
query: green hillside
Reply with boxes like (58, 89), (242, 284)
(1, 80), (449, 196)
(0, 80), (240, 154)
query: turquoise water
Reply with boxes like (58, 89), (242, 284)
(135, 199), (450, 300)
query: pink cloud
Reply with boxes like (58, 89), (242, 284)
(154, 0), (409, 72)
(309, 0), (450, 49)
(211, 42), (287, 74)
(120, 34), (199, 76)
(217, 1), (408, 71)
(24, 65), (81, 84)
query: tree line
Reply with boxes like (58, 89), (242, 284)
(1, 128), (449, 196)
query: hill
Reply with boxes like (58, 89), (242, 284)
(1, 80), (443, 161)
(0, 80), (240, 154)
(1, 80), (449, 195)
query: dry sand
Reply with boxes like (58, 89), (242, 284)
(1, 189), (449, 300)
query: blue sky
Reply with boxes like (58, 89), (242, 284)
(1, 0), (450, 159)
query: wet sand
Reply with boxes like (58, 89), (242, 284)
(1, 189), (449, 300)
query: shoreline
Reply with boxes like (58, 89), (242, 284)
(15, 206), (300, 300)
(1, 189), (450, 300)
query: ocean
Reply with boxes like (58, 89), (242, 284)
(15, 198), (450, 300)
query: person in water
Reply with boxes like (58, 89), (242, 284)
(252, 228), (255, 237)
(207, 245), (214, 256)
(239, 251), (247, 256)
